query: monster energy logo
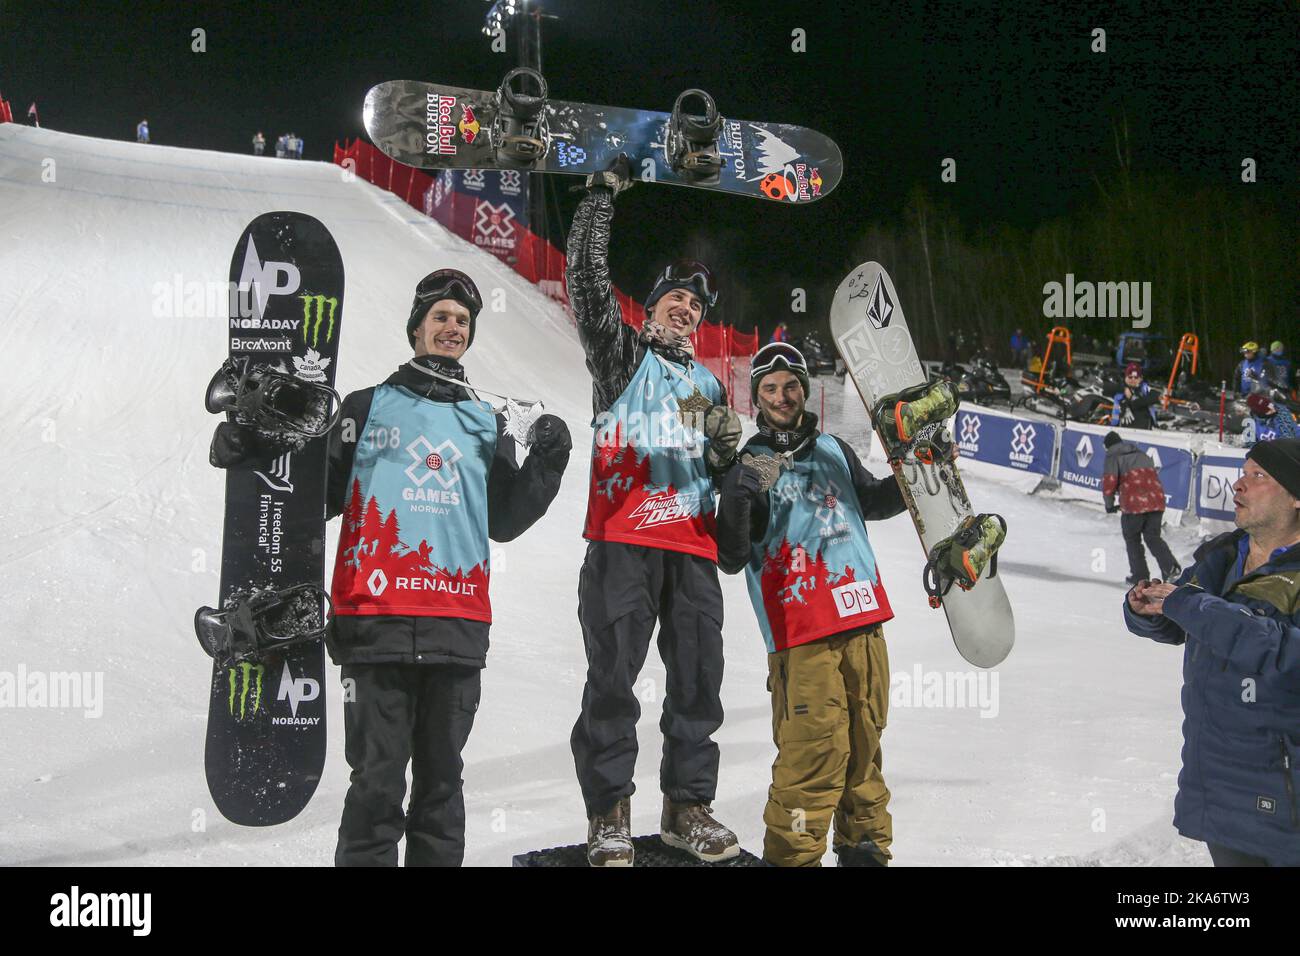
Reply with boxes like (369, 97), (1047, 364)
(299, 293), (338, 347)
(227, 662), (264, 719)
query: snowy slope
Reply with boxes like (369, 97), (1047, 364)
(0, 125), (1207, 866)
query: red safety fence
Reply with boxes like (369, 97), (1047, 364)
(333, 138), (759, 409)
(0, 97), (13, 124)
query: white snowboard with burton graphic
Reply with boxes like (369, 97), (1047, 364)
(830, 262), (1014, 667)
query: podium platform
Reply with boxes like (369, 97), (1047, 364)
(512, 834), (765, 867)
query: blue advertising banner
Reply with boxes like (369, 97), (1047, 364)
(1058, 427), (1194, 510)
(423, 169), (530, 265)
(1195, 453), (1247, 521)
(955, 409), (1055, 475)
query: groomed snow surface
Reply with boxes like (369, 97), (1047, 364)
(0, 125), (1209, 866)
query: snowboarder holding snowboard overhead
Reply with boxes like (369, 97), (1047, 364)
(324, 268), (572, 866)
(716, 343), (906, 866)
(565, 156), (744, 866)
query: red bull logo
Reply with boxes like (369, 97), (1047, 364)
(809, 167), (823, 195)
(458, 106), (480, 145)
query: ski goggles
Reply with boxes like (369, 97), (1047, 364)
(414, 268), (483, 316)
(751, 342), (809, 379)
(648, 259), (718, 309)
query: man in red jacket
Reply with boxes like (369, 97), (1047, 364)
(1102, 431), (1181, 585)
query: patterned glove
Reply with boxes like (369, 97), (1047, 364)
(703, 404), (742, 471)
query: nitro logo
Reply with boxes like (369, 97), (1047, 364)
(237, 236), (301, 319)
(629, 492), (698, 530)
(299, 293), (337, 347)
(275, 659), (320, 723)
(50, 886), (151, 936)
(426, 93), (457, 155)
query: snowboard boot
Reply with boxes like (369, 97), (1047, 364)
(923, 513), (1007, 607)
(834, 841), (890, 867)
(660, 797), (740, 862)
(586, 797), (634, 867)
(873, 380), (959, 457)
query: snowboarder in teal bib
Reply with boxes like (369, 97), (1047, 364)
(716, 343), (907, 866)
(566, 157), (744, 866)
(326, 268), (571, 866)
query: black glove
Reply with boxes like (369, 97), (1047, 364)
(209, 421), (267, 469)
(1105, 502), (1119, 514)
(725, 460), (766, 502)
(527, 414), (572, 466)
(584, 153), (633, 196)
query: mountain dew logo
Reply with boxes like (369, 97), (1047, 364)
(299, 293), (337, 347)
(227, 662), (264, 719)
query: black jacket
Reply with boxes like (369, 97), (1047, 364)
(565, 185), (726, 418)
(715, 413), (905, 575)
(323, 355), (567, 667)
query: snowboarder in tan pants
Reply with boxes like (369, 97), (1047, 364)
(716, 343), (906, 865)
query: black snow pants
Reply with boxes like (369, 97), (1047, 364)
(570, 540), (725, 817)
(335, 662), (480, 867)
(1120, 510), (1177, 580)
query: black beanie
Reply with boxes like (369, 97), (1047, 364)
(1103, 431), (1122, 448)
(1247, 438), (1300, 501)
(407, 269), (482, 348)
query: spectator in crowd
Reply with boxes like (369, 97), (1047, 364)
(1246, 393), (1299, 444)
(294, 133), (304, 159)
(136, 119), (149, 143)
(252, 131), (265, 156)
(1267, 341), (1292, 393)
(1103, 430), (1180, 585)
(1109, 362), (1159, 430)
(1237, 342), (1271, 395)
(1123, 438), (1300, 867)
(276, 133), (288, 159)
(771, 322), (790, 344)
(1009, 328), (1030, 367)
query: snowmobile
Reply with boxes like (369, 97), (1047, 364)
(792, 331), (838, 376)
(936, 354), (1012, 408)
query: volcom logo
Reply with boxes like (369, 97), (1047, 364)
(1075, 435), (1094, 468)
(863, 277), (894, 330)
(405, 437), (463, 488)
(276, 660), (319, 719)
(238, 236), (301, 319)
(367, 569), (388, 596)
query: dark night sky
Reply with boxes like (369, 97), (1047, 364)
(3, 0), (1296, 331)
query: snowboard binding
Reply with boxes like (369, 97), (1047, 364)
(195, 584), (332, 667)
(205, 357), (342, 441)
(872, 380), (960, 461)
(491, 67), (549, 168)
(665, 89), (724, 179)
(922, 513), (1007, 608)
